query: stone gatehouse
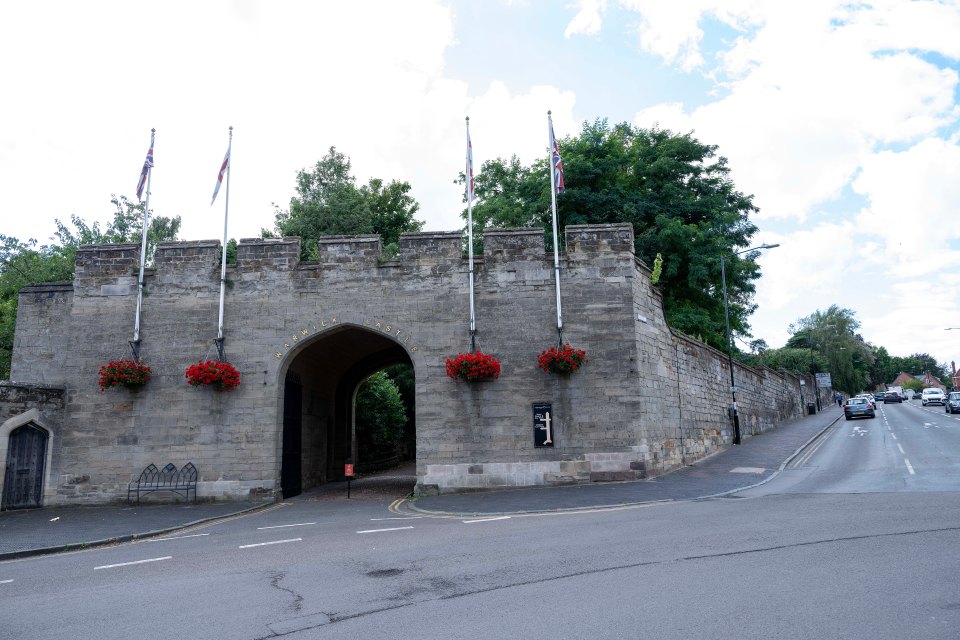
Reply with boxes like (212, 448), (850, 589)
(2, 223), (810, 507)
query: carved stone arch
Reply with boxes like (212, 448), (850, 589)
(1, 409), (55, 509)
(274, 321), (416, 498)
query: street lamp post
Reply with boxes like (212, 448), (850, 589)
(721, 242), (779, 445)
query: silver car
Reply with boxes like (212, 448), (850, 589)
(946, 392), (960, 414)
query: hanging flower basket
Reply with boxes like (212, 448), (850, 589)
(537, 343), (588, 375)
(185, 360), (241, 392)
(98, 359), (152, 391)
(445, 351), (501, 382)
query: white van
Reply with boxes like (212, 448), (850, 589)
(921, 388), (946, 406)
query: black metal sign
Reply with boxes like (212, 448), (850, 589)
(533, 403), (554, 447)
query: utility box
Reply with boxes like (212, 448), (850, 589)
(807, 403), (816, 415)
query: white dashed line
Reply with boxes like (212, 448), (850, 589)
(357, 526), (415, 534)
(897, 443), (905, 454)
(0, 579), (13, 584)
(463, 516), (511, 523)
(94, 556), (172, 570)
(904, 459), (916, 475)
(257, 522), (316, 530)
(370, 516), (426, 521)
(890, 433), (897, 440)
(239, 538), (302, 549)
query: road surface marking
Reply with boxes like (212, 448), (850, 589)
(357, 526), (415, 534)
(463, 516), (511, 523)
(149, 533), (210, 542)
(257, 522), (316, 530)
(0, 579), (13, 584)
(890, 433), (897, 440)
(897, 443), (905, 454)
(370, 516), (426, 521)
(904, 459), (915, 475)
(94, 556), (172, 570)
(239, 538), (302, 549)
(730, 467), (766, 474)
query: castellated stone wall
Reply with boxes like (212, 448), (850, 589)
(6, 224), (812, 504)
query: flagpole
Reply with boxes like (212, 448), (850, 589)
(547, 111), (563, 348)
(465, 117), (477, 352)
(132, 128), (155, 361)
(215, 126), (233, 362)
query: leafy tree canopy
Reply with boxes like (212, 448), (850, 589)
(355, 370), (408, 460)
(463, 119), (760, 351)
(269, 147), (424, 260)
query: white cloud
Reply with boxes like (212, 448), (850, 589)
(565, 0), (607, 38)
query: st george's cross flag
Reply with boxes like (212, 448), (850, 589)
(211, 144), (231, 205)
(136, 132), (155, 201)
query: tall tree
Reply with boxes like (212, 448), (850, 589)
(270, 147), (424, 259)
(785, 305), (874, 394)
(464, 120), (760, 351)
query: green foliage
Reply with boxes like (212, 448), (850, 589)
(355, 370), (408, 460)
(270, 147), (424, 260)
(650, 253), (663, 284)
(53, 195), (181, 266)
(784, 305), (874, 394)
(901, 378), (924, 393)
(462, 120), (760, 351)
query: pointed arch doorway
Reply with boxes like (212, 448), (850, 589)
(279, 324), (415, 499)
(2, 423), (49, 510)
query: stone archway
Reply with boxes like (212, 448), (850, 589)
(278, 324), (414, 498)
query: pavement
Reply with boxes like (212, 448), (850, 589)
(0, 406), (842, 560)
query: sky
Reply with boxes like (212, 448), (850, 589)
(2, 0), (959, 374)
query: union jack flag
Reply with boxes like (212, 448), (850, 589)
(549, 122), (565, 194)
(136, 132), (155, 201)
(466, 125), (475, 204)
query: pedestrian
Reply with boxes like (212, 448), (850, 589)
(835, 392), (842, 406)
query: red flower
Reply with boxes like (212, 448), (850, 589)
(445, 351), (501, 382)
(185, 360), (241, 392)
(537, 344), (588, 374)
(98, 359), (152, 390)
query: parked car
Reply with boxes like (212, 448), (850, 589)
(921, 388), (946, 406)
(883, 391), (903, 403)
(946, 392), (960, 414)
(844, 397), (876, 420)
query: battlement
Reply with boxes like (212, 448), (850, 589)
(318, 235), (381, 267)
(564, 224), (634, 254)
(236, 237), (301, 271)
(68, 224), (638, 283)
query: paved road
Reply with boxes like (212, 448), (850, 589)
(2, 404), (959, 639)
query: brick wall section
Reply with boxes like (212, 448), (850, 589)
(9, 225), (812, 503)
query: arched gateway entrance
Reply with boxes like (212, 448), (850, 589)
(278, 324), (414, 498)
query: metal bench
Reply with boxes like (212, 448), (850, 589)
(127, 462), (198, 504)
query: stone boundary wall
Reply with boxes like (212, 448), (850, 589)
(8, 224), (816, 503)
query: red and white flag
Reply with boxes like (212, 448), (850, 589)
(211, 144), (231, 205)
(136, 132), (155, 201)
